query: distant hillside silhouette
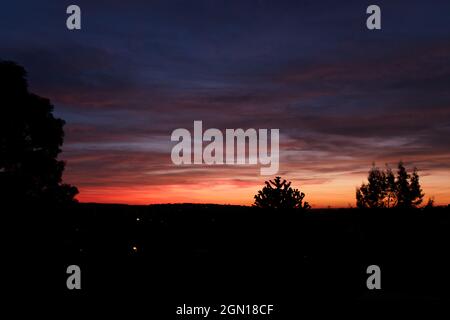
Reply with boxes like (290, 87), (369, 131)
(57, 203), (450, 303)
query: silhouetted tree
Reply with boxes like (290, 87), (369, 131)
(254, 176), (310, 210)
(385, 166), (397, 208)
(356, 164), (388, 208)
(356, 162), (424, 209)
(395, 162), (411, 208)
(0, 61), (78, 206)
(409, 167), (424, 207)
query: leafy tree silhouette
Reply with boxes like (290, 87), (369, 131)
(408, 167), (424, 207)
(356, 162), (424, 209)
(254, 176), (310, 210)
(0, 61), (78, 206)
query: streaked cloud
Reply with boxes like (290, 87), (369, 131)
(1, 0), (450, 206)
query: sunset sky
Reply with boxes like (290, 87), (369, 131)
(2, 1), (450, 207)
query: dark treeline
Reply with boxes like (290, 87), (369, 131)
(356, 162), (427, 209)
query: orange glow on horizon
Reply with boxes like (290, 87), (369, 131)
(74, 173), (450, 208)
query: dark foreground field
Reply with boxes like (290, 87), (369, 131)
(10, 203), (450, 314)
